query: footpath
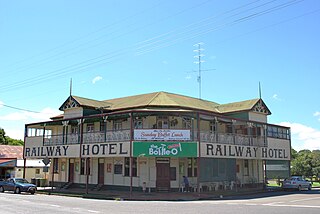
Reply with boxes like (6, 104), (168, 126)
(37, 187), (277, 201)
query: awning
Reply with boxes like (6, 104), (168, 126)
(0, 159), (17, 168)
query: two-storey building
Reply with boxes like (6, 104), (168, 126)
(23, 91), (291, 192)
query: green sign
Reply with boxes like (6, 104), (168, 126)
(133, 142), (198, 157)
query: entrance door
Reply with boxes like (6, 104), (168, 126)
(98, 159), (105, 185)
(156, 162), (170, 191)
(68, 161), (74, 182)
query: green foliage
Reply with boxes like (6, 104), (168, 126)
(291, 149), (320, 179)
(6, 137), (24, 146)
(0, 127), (8, 145)
(0, 127), (23, 146)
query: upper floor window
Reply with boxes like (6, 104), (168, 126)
(209, 121), (216, 133)
(87, 123), (94, 132)
(267, 126), (290, 139)
(100, 121), (105, 132)
(134, 119), (143, 129)
(157, 116), (169, 129)
(182, 117), (191, 129)
(113, 120), (122, 131)
(71, 125), (78, 134)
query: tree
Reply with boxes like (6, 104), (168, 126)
(291, 149), (320, 180)
(0, 127), (23, 146)
(0, 127), (8, 145)
(6, 137), (23, 146)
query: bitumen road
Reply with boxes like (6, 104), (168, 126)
(0, 189), (319, 214)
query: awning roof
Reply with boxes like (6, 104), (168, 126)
(0, 159), (17, 167)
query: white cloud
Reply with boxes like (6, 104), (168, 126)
(314, 112), (320, 116)
(185, 75), (192, 80)
(272, 94), (281, 101)
(313, 112), (320, 121)
(0, 107), (61, 140)
(92, 76), (102, 84)
(279, 122), (320, 151)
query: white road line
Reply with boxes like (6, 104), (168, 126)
(290, 197), (320, 203)
(264, 204), (320, 209)
(50, 204), (61, 207)
(87, 210), (100, 213)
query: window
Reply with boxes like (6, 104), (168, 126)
(267, 126), (290, 140)
(187, 158), (197, 177)
(244, 160), (249, 176)
(182, 117), (191, 129)
(35, 169), (40, 174)
(53, 158), (59, 173)
(80, 158), (85, 175)
(170, 167), (176, 180)
(114, 164), (123, 174)
(71, 125), (78, 134)
(209, 121), (216, 133)
(226, 125), (233, 133)
(113, 120), (122, 131)
(100, 121), (106, 132)
(87, 158), (91, 175)
(157, 116), (169, 129)
(134, 119), (143, 129)
(124, 157), (137, 177)
(87, 123), (94, 132)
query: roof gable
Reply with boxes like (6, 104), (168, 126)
(59, 95), (111, 111)
(216, 98), (271, 115)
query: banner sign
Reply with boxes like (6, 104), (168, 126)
(134, 129), (190, 141)
(133, 142), (198, 157)
(201, 143), (290, 160)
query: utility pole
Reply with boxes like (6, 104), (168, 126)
(193, 43), (205, 99)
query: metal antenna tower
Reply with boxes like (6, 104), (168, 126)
(193, 42), (205, 99)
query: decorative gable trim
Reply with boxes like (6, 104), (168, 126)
(59, 96), (80, 111)
(252, 99), (271, 115)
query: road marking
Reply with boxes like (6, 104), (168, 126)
(290, 197), (320, 203)
(50, 204), (61, 207)
(87, 210), (100, 213)
(264, 204), (320, 209)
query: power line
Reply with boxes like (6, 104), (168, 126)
(0, 0), (311, 93)
(1, 104), (42, 114)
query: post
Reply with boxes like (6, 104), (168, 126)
(86, 158), (89, 194)
(129, 113), (133, 198)
(197, 113), (201, 195)
(51, 158), (55, 194)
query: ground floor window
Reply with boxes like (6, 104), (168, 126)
(188, 158), (197, 177)
(124, 157), (137, 177)
(53, 158), (59, 173)
(80, 158), (85, 175)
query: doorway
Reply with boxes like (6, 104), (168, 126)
(98, 158), (105, 185)
(156, 158), (170, 191)
(68, 159), (74, 182)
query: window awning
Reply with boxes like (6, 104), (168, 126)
(0, 159), (17, 168)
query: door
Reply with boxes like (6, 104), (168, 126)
(156, 162), (170, 191)
(98, 159), (104, 185)
(68, 161), (74, 182)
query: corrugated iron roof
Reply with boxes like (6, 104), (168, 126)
(0, 145), (23, 159)
(57, 91), (268, 116)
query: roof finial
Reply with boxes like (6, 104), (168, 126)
(259, 81), (262, 99)
(70, 78), (73, 97)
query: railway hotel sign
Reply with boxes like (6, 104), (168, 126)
(202, 143), (290, 160)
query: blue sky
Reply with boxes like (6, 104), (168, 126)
(0, 0), (319, 151)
